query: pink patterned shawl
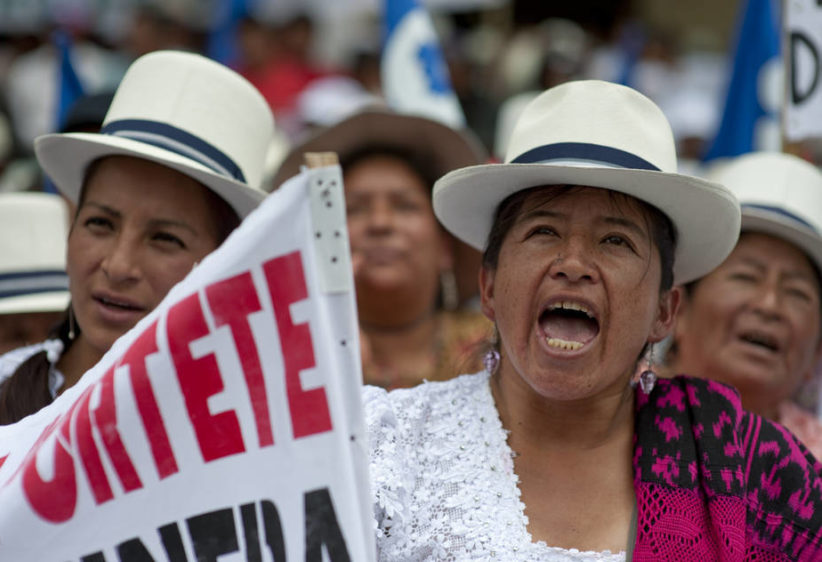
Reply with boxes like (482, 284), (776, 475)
(633, 376), (822, 560)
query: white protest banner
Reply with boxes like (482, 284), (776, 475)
(0, 165), (375, 562)
(784, 0), (822, 140)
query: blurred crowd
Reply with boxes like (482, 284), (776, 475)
(2, 0), (817, 196)
(2, 0), (822, 409)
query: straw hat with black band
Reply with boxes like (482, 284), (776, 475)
(706, 151), (822, 277)
(433, 80), (741, 285)
(35, 50), (275, 219)
(0, 192), (69, 315)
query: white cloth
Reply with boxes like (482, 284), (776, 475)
(363, 371), (626, 561)
(0, 339), (65, 398)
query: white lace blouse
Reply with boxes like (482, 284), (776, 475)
(363, 371), (627, 561)
(0, 339), (65, 398)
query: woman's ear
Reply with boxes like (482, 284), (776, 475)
(439, 230), (455, 273)
(479, 265), (496, 323)
(801, 339), (822, 385)
(670, 285), (692, 346)
(649, 286), (682, 343)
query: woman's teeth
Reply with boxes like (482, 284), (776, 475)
(546, 337), (583, 350)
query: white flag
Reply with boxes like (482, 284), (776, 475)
(382, 0), (466, 128)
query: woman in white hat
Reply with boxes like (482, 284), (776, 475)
(363, 81), (822, 559)
(667, 151), (822, 459)
(0, 192), (70, 354)
(273, 109), (492, 389)
(0, 50), (274, 424)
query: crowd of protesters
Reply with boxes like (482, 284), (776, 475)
(1, 2), (822, 558)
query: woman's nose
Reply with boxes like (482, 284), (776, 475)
(101, 236), (141, 284)
(366, 200), (395, 233)
(751, 280), (782, 320)
(547, 240), (598, 284)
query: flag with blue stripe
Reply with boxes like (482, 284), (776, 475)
(703, 0), (781, 161)
(54, 30), (85, 132)
(382, 0), (466, 128)
(49, 30), (85, 194)
(207, 0), (251, 66)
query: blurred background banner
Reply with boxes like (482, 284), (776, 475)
(45, 28), (87, 195)
(784, 0), (822, 142)
(703, 0), (781, 161)
(206, 0), (250, 66)
(54, 29), (85, 133)
(381, 0), (466, 127)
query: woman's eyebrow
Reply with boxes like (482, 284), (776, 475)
(738, 256), (816, 283)
(518, 208), (563, 224)
(603, 216), (647, 240)
(148, 218), (198, 235)
(737, 256), (767, 272)
(82, 201), (121, 218)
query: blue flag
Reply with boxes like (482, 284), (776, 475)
(207, 0), (250, 66)
(382, 0), (465, 128)
(54, 30), (85, 133)
(48, 30), (86, 194)
(703, 0), (781, 161)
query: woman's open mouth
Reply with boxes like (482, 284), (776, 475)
(737, 329), (781, 354)
(96, 295), (143, 311)
(92, 292), (147, 324)
(539, 300), (600, 351)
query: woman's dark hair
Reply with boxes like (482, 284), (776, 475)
(0, 158), (241, 425)
(341, 144), (438, 192)
(0, 308), (77, 424)
(482, 185), (677, 292)
(202, 184), (241, 245)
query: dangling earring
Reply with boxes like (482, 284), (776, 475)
(440, 269), (459, 311)
(483, 329), (500, 375)
(636, 343), (657, 394)
(68, 307), (76, 341)
(483, 348), (500, 375)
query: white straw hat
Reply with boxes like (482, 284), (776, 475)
(0, 192), (70, 315)
(707, 151), (822, 274)
(34, 50), (275, 219)
(433, 80), (740, 284)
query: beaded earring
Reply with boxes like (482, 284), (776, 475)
(483, 330), (500, 375)
(636, 343), (657, 394)
(68, 307), (76, 341)
(483, 348), (500, 375)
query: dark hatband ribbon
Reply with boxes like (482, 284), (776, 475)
(101, 119), (245, 183)
(742, 203), (818, 233)
(0, 270), (69, 299)
(510, 142), (661, 171)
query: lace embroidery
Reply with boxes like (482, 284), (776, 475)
(363, 372), (626, 561)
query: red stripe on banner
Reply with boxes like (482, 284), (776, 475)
(207, 271), (274, 448)
(22, 407), (80, 522)
(124, 321), (179, 479)
(169, 292), (246, 463)
(76, 384), (115, 504)
(93, 364), (143, 493)
(263, 251), (332, 439)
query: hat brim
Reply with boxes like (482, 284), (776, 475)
(35, 133), (265, 219)
(0, 291), (69, 315)
(433, 163), (740, 285)
(741, 210), (822, 277)
(271, 109), (487, 190)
